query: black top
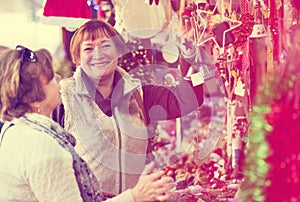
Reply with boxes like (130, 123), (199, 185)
(52, 70), (204, 127)
(0, 122), (3, 132)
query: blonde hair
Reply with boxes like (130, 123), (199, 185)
(70, 19), (127, 67)
(0, 47), (54, 121)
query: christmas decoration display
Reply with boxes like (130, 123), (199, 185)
(241, 18), (300, 200)
(115, 3), (251, 200)
(38, 0), (300, 200)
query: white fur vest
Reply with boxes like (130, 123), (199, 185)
(60, 67), (148, 195)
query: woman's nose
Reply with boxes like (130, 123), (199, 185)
(93, 46), (103, 58)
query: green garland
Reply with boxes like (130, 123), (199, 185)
(240, 103), (271, 201)
(240, 72), (296, 201)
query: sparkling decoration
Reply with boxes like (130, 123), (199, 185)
(269, 0), (280, 63)
(283, 0), (294, 30)
(118, 49), (150, 72)
(239, 0), (251, 98)
(241, 66), (300, 201)
(232, 13), (255, 49)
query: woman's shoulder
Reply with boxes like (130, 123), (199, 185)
(3, 124), (70, 159)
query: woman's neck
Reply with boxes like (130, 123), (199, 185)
(95, 74), (114, 99)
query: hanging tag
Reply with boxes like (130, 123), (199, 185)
(191, 72), (204, 86)
(234, 79), (245, 97)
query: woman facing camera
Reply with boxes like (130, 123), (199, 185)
(53, 19), (204, 197)
(0, 46), (174, 202)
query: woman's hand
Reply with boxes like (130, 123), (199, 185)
(131, 162), (175, 202)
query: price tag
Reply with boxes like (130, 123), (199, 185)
(191, 72), (204, 86)
(234, 79), (245, 97)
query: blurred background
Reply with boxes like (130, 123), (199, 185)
(0, 0), (61, 55)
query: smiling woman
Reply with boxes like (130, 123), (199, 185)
(52, 19), (204, 200)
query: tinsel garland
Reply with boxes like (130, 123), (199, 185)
(264, 72), (300, 201)
(269, 0), (280, 63)
(240, 103), (271, 202)
(241, 70), (300, 201)
(231, 13), (255, 50)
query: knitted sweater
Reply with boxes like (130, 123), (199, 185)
(0, 114), (134, 202)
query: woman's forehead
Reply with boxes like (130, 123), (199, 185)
(82, 29), (111, 41)
(81, 37), (110, 46)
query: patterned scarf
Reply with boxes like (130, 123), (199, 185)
(17, 113), (103, 202)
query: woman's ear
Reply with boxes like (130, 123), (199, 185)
(29, 102), (41, 113)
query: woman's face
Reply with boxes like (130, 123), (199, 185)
(79, 36), (119, 83)
(37, 74), (62, 116)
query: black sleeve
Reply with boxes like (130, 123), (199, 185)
(142, 80), (203, 121)
(51, 104), (65, 128)
(0, 122), (3, 132)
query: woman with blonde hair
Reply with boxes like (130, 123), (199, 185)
(0, 46), (174, 202)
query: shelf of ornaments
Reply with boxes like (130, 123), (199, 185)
(152, 137), (243, 201)
(116, 40), (250, 201)
(151, 99), (248, 201)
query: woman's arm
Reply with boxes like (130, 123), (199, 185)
(142, 79), (203, 121)
(29, 156), (83, 202)
(15, 128), (83, 202)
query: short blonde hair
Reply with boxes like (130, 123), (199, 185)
(70, 19), (127, 67)
(0, 47), (54, 121)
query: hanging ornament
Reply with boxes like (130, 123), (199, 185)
(170, 0), (181, 12)
(164, 70), (179, 86)
(249, 2), (267, 38)
(121, 0), (171, 39)
(269, 0), (280, 63)
(232, 13), (255, 49)
(161, 42), (179, 64)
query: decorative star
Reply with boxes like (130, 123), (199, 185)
(195, 0), (222, 48)
(182, 38), (194, 51)
(196, 0), (242, 54)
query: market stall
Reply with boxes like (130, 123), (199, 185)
(38, 0), (300, 201)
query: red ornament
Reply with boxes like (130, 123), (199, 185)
(231, 13), (255, 49)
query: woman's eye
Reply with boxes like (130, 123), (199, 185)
(83, 47), (93, 51)
(102, 43), (111, 48)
